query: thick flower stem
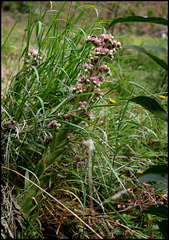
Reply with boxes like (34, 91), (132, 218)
(88, 150), (94, 213)
(50, 126), (57, 152)
(54, 125), (71, 147)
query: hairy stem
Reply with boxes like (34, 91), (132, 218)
(88, 149), (94, 212)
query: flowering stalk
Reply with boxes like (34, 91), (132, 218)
(13, 49), (42, 102)
(54, 34), (121, 147)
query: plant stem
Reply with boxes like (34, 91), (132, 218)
(88, 149), (94, 213)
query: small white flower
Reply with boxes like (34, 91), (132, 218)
(82, 139), (94, 152)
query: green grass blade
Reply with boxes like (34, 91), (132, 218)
(23, 216), (44, 238)
(128, 81), (153, 95)
(25, 1), (32, 55)
(122, 45), (168, 70)
(36, 21), (42, 39)
(24, 170), (30, 190)
(41, 2), (66, 47)
(35, 96), (45, 115)
(1, 13), (25, 50)
(32, 66), (40, 83)
(48, 98), (68, 116)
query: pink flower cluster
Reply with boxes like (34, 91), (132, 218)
(86, 34), (121, 59)
(85, 111), (92, 119)
(94, 88), (104, 98)
(63, 112), (77, 119)
(98, 120), (104, 126)
(69, 34), (121, 121)
(47, 120), (61, 129)
(83, 63), (94, 72)
(79, 75), (105, 87)
(79, 101), (87, 108)
(72, 34), (121, 94)
(90, 77), (102, 86)
(71, 83), (86, 93)
(99, 65), (110, 72)
(127, 185), (165, 210)
(24, 49), (42, 72)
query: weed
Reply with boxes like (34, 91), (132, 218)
(1, 1), (167, 239)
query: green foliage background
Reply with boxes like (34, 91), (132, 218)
(1, 1), (168, 239)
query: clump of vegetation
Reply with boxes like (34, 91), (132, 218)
(2, 1), (31, 14)
(1, 1), (168, 239)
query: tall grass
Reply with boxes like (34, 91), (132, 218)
(1, 1), (167, 239)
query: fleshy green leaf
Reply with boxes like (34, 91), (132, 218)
(139, 174), (168, 187)
(139, 172), (168, 182)
(130, 96), (168, 121)
(44, 148), (64, 168)
(122, 45), (168, 70)
(139, 164), (168, 175)
(141, 45), (167, 56)
(109, 16), (168, 27)
(158, 220), (168, 239)
(142, 205), (168, 219)
(138, 164), (168, 187)
(34, 160), (46, 178)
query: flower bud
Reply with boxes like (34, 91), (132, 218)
(47, 120), (58, 128)
(28, 49), (34, 54)
(98, 121), (104, 126)
(70, 112), (76, 119)
(116, 42), (121, 48)
(85, 111), (92, 119)
(79, 101), (87, 108)
(33, 50), (38, 57)
(67, 133), (73, 140)
(63, 113), (71, 119)
(106, 44), (112, 49)
(99, 75), (105, 82)
(83, 63), (88, 69)
(80, 76), (86, 82)
(45, 136), (53, 144)
(93, 39), (102, 46)
(112, 40), (117, 47)
(94, 88), (103, 97)
(100, 34), (106, 39)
